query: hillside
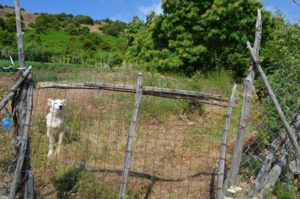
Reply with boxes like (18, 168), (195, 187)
(0, 6), (102, 32)
(0, 4), (127, 67)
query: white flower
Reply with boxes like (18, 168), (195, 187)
(227, 188), (237, 194)
(227, 186), (242, 194)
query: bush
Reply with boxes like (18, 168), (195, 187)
(101, 20), (126, 37)
(74, 15), (94, 25)
(108, 52), (123, 68)
(53, 168), (82, 199)
(34, 14), (59, 33)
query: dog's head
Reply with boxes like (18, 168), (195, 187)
(48, 99), (66, 113)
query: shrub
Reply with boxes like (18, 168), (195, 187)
(108, 52), (123, 68)
(101, 20), (126, 37)
(53, 168), (82, 199)
(74, 15), (94, 25)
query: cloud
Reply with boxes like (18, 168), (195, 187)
(138, 2), (162, 19)
(265, 5), (276, 13)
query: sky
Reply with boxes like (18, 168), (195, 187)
(0, 0), (299, 23)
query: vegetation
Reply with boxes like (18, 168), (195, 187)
(0, 0), (287, 78)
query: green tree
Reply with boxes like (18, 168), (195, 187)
(74, 15), (94, 25)
(128, 0), (268, 76)
(34, 14), (59, 33)
(100, 20), (126, 37)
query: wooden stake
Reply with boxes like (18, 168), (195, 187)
(217, 84), (237, 199)
(9, 73), (33, 199)
(248, 135), (282, 197)
(260, 148), (288, 196)
(224, 9), (262, 192)
(14, 0), (25, 68)
(119, 73), (143, 199)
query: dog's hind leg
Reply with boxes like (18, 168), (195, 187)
(46, 127), (51, 137)
(64, 126), (71, 142)
(57, 131), (65, 155)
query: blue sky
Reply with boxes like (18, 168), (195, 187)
(0, 0), (299, 23)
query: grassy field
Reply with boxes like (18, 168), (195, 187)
(0, 64), (261, 198)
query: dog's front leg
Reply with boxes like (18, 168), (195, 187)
(46, 127), (51, 137)
(48, 134), (55, 158)
(57, 131), (65, 155)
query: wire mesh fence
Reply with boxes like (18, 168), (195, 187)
(18, 65), (230, 199)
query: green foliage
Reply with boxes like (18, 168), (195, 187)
(53, 168), (82, 198)
(34, 13), (60, 33)
(240, 156), (262, 180)
(107, 52), (123, 68)
(260, 21), (300, 134)
(0, 29), (15, 47)
(73, 15), (94, 25)
(100, 19), (126, 37)
(127, 0), (268, 76)
(273, 182), (299, 199)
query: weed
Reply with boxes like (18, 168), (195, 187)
(272, 181), (299, 199)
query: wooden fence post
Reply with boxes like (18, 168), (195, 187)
(9, 73), (33, 199)
(217, 84), (237, 199)
(224, 9), (262, 193)
(14, 0), (25, 69)
(259, 147), (288, 196)
(119, 73), (143, 199)
(247, 135), (282, 197)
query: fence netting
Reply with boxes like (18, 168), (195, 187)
(1, 66), (236, 198)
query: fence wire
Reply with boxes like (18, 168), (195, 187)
(1, 66), (234, 198)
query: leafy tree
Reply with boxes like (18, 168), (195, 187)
(125, 16), (145, 46)
(100, 20), (126, 37)
(108, 52), (123, 68)
(0, 29), (15, 46)
(78, 26), (90, 35)
(74, 15), (94, 25)
(127, 0), (269, 76)
(64, 23), (79, 35)
(0, 18), (6, 30)
(34, 14), (59, 33)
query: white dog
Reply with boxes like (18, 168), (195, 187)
(46, 99), (70, 158)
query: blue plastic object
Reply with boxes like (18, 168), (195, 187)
(1, 117), (11, 130)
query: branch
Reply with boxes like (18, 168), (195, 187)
(291, 0), (300, 6)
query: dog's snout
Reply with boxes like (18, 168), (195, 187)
(59, 105), (63, 109)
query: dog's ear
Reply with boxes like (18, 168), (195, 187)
(47, 99), (53, 106)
